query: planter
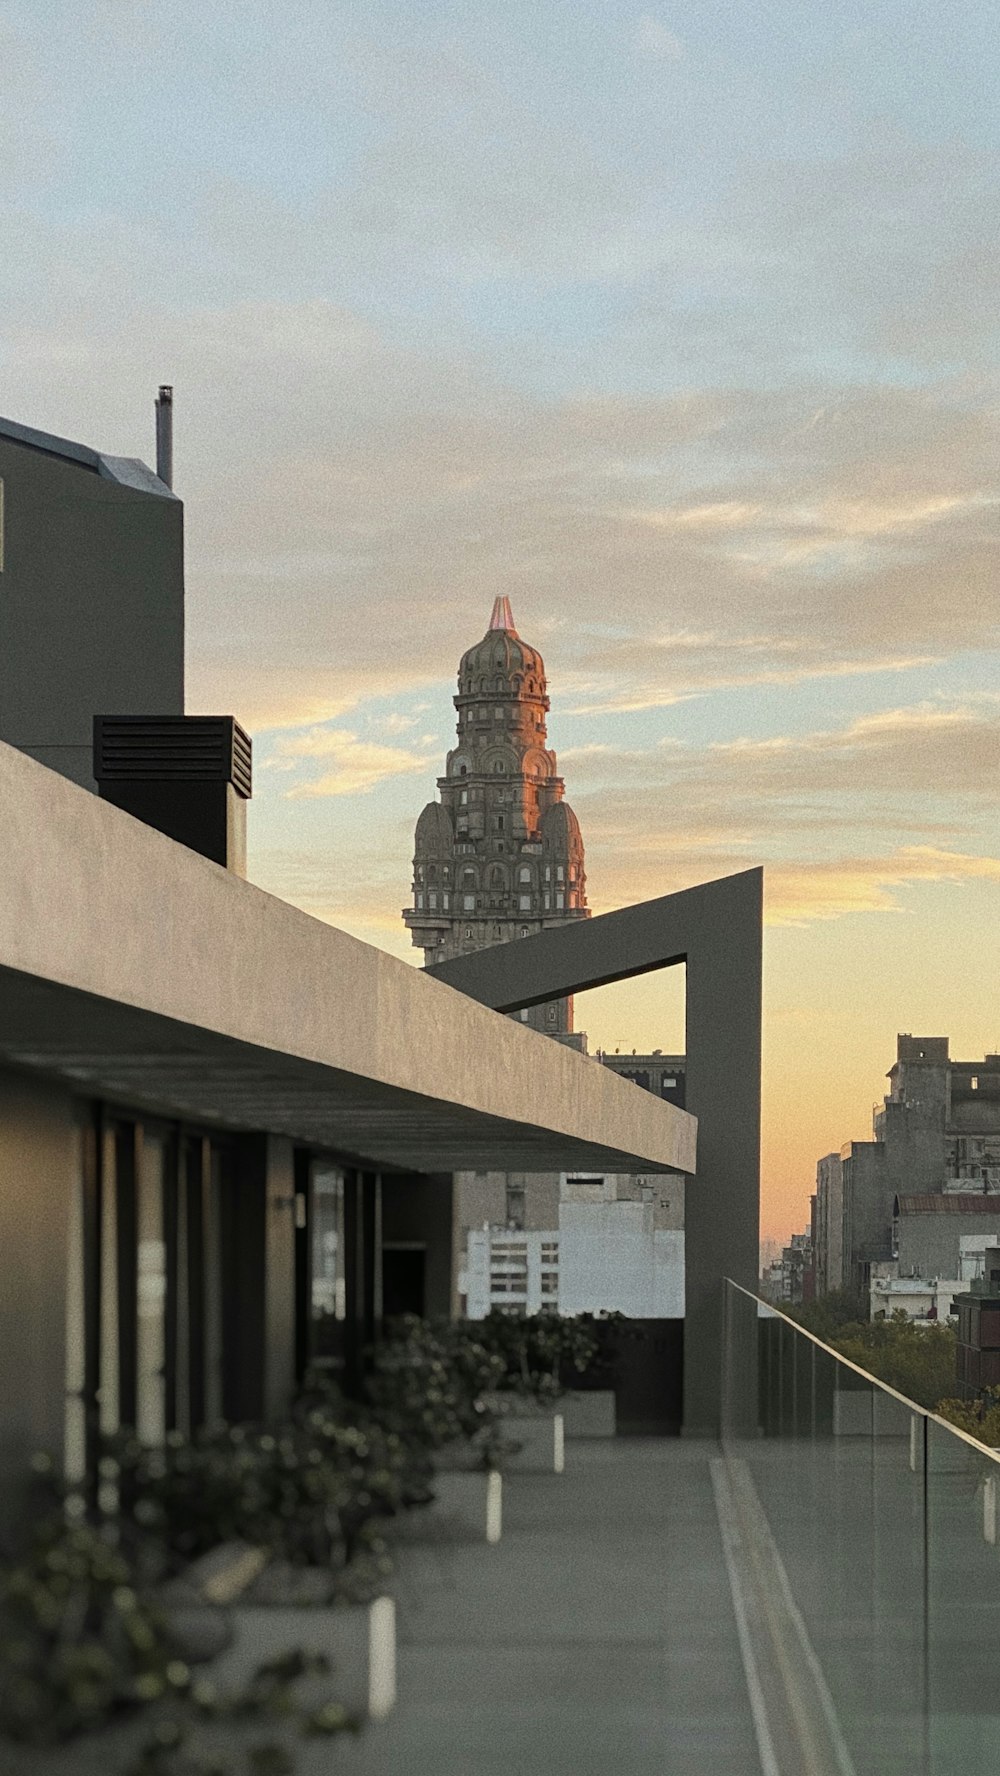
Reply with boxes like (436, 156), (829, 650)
(559, 1389), (616, 1438)
(214, 1594), (396, 1722)
(483, 1395), (566, 1473)
(0, 1593), (394, 1775)
(383, 1469), (502, 1545)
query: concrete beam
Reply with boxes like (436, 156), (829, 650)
(428, 869), (762, 1434)
(0, 743), (695, 1179)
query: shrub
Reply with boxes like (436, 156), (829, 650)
(0, 1515), (183, 1746)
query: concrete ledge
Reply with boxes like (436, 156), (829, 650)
(215, 1595), (396, 1721)
(560, 1390), (616, 1438)
(383, 1471), (502, 1544)
(491, 1407), (566, 1474)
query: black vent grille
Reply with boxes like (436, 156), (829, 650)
(94, 716), (252, 798)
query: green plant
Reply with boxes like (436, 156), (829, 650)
(935, 1386), (1000, 1447)
(0, 1494), (363, 1768)
(366, 1316), (506, 1458)
(464, 1309), (604, 1399)
(126, 1648), (361, 1776)
(110, 1426), (353, 1570)
(0, 1513), (186, 1746)
(829, 1311), (958, 1412)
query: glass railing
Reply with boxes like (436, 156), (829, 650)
(722, 1280), (1000, 1776)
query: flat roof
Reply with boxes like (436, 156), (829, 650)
(0, 743), (696, 1177)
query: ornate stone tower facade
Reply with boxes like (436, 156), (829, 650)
(403, 596), (589, 1037)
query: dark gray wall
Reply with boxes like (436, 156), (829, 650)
(897, 1211), (1000, 1281)
(0, 439), (184, 788)
(0, 1067), (76, 1519)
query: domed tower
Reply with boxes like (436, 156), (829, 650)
(403, 596), (589, 1038)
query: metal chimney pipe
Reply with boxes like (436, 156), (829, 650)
(155, 384), (173, 488)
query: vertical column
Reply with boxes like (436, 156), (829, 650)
(342, 1168), (364, 1397)
(135, 1131), (167, 1447)
(683, 869), (762, 1435)
(293, 1149), (313, 1386)
(342, 1168), (383, 1396)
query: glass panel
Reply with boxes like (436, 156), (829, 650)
(204, 1145), (225, 1425)
(722, 1284), (1000, 1768)
(869, 1388), (927, 1773)
(927, 1417), (1000, 1773)
(135, 1132), (167, 1446)
(311, 1163), (346, 1363)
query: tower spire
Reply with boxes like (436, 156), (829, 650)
(488, 595), (517, 635)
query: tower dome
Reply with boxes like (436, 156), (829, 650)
(458, 596), (546, 695)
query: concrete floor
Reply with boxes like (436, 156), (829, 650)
(332, 1438), (761, 1776)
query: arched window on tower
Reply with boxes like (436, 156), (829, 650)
(493, 761), (505, 774)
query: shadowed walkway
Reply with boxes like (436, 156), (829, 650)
(332, 1439), (761, 1776)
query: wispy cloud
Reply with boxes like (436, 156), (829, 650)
(275, 726), (433, 798)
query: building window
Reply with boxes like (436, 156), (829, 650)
(461, 789), (468, 804)
(443, 893), (449, 909)
(519, 866), (530, 883)
(547, 1005), (557, 1022)
(494, 707), (503, 720)
(461, 894), (474, 911)
(428, 892), (437, 909)
(519, 895), (530, 911)
(495, 815), (505, 830)
(557, 865), (564, 881)
(544, 893), (550, 910)
(465, 926), (474, 938)
(415, 892), (424, 909)
(519, 925), (529, 937)
(556, 892), (564, 909)
(544, 866), (551, 881)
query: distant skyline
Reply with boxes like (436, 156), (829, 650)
(2, 1), (998, 1239)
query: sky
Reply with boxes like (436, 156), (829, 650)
(2, 0), (998, 1242)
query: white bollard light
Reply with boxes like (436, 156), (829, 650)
(368, 1595), (397, 1720)
(553, 1412), (565, 1474)
(486, 1468), (503, 1543)
(984, 1473), (997, 1547)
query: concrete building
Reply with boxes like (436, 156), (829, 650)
(0, 408), (702, 1516)
(460, 1168), (686, 1319)
(822, 1035), (1000, 1303)
(893, 1193), (1000, 1284)
(0, 411), (184, 789)
(815, 1151), (844, 1294)
(0, 738), (696, 1516)
(599, 1051), (686, 1109)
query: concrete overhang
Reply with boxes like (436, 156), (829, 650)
(0, 744), (696, 1177)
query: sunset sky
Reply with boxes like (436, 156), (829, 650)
(3, 1), (998, 1241)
